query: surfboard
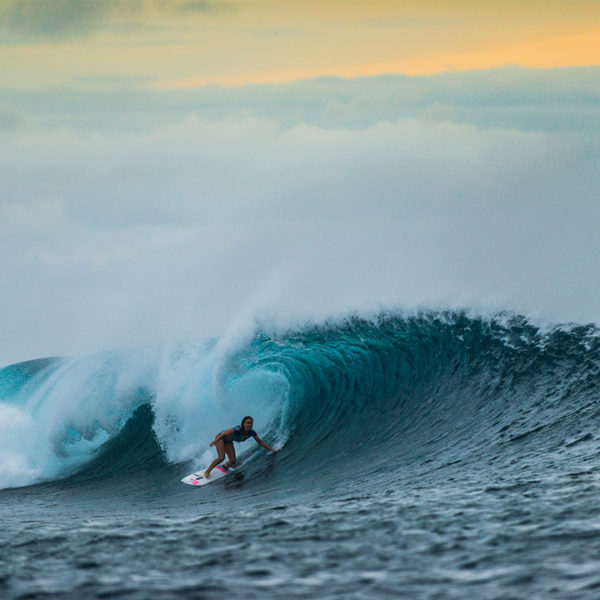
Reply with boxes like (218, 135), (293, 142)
(181, 465), (234, 486)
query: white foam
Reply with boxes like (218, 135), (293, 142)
(0, 339), (289, 489)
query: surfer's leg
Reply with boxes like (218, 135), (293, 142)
(204, 438), (226, 478)
(222, 442), (237, 469)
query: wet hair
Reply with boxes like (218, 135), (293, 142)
(241, 416), (253, 428)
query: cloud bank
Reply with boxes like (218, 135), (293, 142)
(2, 0), (115, 39)
(0, 0), (225, 42)
(1, 69), (599, 366)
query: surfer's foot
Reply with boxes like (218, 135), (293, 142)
(203, 470), (210, 479)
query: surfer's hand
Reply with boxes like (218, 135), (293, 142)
(209, 441), (215, 447)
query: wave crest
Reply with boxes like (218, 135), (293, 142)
(1, 311), (598, 490)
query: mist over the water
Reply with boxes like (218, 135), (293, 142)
(1, 68), (599, 366)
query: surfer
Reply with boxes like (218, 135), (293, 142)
(204, 416), (277, 479)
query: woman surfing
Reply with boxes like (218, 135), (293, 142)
(204, 416), (277, 479)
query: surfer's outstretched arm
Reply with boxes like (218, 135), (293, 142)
(254, 435), (277, 453)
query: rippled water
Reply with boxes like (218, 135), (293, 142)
(3, 447), (600, 599)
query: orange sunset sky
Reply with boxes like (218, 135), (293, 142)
(1, 0), (599, 90)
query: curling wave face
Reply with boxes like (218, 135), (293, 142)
(0, 311), (599, 492)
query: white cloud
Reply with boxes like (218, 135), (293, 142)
(1, 71), (599, 366)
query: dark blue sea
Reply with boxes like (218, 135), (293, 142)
(1, 311), (600, 599)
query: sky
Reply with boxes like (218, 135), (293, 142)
(1, 0), (600, 367)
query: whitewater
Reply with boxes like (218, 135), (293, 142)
(1, 311), (600, 599)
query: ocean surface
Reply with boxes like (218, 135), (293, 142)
(1, 311), (600, 599)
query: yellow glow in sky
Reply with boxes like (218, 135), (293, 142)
(1, 1), (599, 90)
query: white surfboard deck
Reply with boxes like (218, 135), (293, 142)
(181, 465), (235, 487)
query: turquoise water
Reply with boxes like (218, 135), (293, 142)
(1, 312), (600, 599)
